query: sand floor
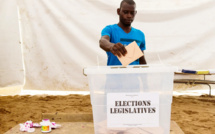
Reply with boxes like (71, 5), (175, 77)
(0, 94), (215, 134)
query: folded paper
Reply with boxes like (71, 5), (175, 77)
(209, 69), (215, 74)
(117, 41), (144, 67)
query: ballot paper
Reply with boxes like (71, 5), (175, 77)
(209, 69), (215, 74)
(117, 41), (144, 67)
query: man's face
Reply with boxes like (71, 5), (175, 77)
(118, 2), (136, 26)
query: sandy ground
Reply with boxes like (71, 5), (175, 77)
(0, 94), (215, 134)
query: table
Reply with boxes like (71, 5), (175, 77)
(5, 122), (93, 134)
(174, 72), (215, 96)
(5, 121), (184, 134)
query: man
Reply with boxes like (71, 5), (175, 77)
(99, 0), (147, 66)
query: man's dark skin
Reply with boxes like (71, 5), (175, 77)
(99, 1), (147, 64)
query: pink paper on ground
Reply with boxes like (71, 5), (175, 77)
(117, 41), (144, 67)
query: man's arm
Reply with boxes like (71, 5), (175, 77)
(139, 51), (147, 64)
(99, 35), (127, 57)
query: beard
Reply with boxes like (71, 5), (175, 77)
(120, 17), (133, 27)
(123, 22), (131, 27)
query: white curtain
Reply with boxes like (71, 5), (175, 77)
(1, 0), (215, 92)
(0, 0), (24, 94)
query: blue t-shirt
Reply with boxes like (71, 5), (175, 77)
(101, 24), (146, 66)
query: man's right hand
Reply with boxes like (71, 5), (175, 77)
(110, 43), (127, 57)
(99, 36), (127, 57)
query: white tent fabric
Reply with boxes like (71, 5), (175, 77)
(0, 0), (24, 92)
(1, 0), (215, 93)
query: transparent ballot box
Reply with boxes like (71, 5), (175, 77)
(84, 65), (177, 134)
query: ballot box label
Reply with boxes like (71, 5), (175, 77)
(107, 93), (159, 128)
